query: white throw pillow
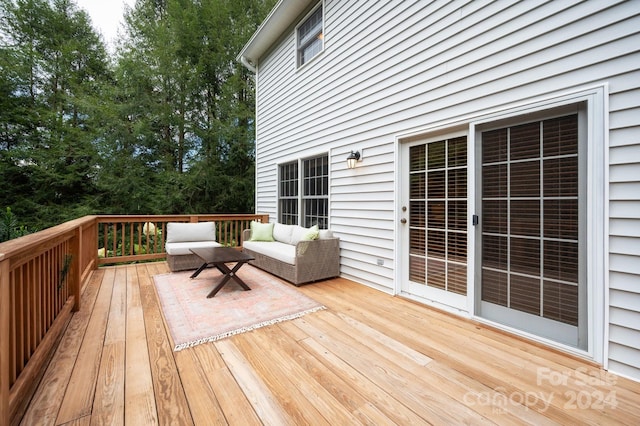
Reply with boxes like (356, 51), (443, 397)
(319, 229), (333, 239)
(166, 222), (216, 243)
(273, 223), (294, 244)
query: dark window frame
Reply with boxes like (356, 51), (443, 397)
(278, 154), (329, 228)
(296, 3), (323, 67)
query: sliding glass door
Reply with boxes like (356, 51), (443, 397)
(477, 112), (587, 349)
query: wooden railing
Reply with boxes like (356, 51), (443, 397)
(96, 214), (267, 265)
(0, 213), (267, 425)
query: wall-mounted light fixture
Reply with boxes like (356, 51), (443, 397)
(346, 150), (361, 169)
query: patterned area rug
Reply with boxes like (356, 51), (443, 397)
(153, 265), (325, 351)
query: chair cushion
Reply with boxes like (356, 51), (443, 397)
(165, 241), (221, 255)
(166, 222), (216, 243)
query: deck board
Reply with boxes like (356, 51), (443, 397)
(139, 263), (194, 425)
(92, 268), (127, 425)
(174, 348), (227, 426)
(124, 264), (158, 425)
(232, 329), (334, 425)
(20, 263), (640, 425)
(255, 324), (364, 424)
(215, 339), (293, 425)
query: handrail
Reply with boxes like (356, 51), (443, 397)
(0, 213), (268, 425)
(96, 214), (268, 265)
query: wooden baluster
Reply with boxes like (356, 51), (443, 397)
(27, 260), (34, 362)
(16, 267), (25, 380)
(102, 223), (108, 260)
(33, 257), (40, 349)
(71, 228), (81, 312)
(128, 222), (133, 257)
(159, 222), (165, 254)
(121, 222), (125, 259)
(111, 224), (117, 259)
(222, 220), (227, 246)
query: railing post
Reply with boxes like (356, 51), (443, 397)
(0, 255), (10, 426)
(91, 216), (100, 269)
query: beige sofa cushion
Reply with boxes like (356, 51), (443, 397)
(243, 240), (296, 265)
(165, 241), (221, 256)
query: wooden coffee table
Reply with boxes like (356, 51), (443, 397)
(189, 247), (255, 298)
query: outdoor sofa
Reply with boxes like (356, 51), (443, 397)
(242, 222), (340, 286)
(165, 221), (221, 272)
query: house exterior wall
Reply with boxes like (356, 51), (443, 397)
(251, 0), (640, 380)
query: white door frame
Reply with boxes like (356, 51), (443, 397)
(394, 84), (607, 363)
(395, 128), (471, 315)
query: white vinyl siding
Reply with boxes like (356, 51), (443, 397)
(252, 0), (640, 378)
(608, 77), (640, 379)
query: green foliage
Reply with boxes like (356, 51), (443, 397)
(0, 207), (31, 242)
(0, 0), (276, 228)
(59, 254), (72, 290)
(1, 0), (110, 229)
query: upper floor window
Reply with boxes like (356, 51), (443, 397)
(297, 4), (323, 67)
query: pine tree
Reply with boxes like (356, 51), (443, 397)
(0, 0), (111, 229)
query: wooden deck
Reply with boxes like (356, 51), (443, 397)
(20, 262), (640, 425)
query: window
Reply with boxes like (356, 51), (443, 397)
(302, 155), (329, 228)
(409, 137), (468, 295)
(297, 4), (323, 67)
(481, 114), (582, 326)
(279, 154), (329, 228)
(279, 162), (298, 225)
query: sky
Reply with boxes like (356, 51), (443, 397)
(75, 0), (136, 50)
